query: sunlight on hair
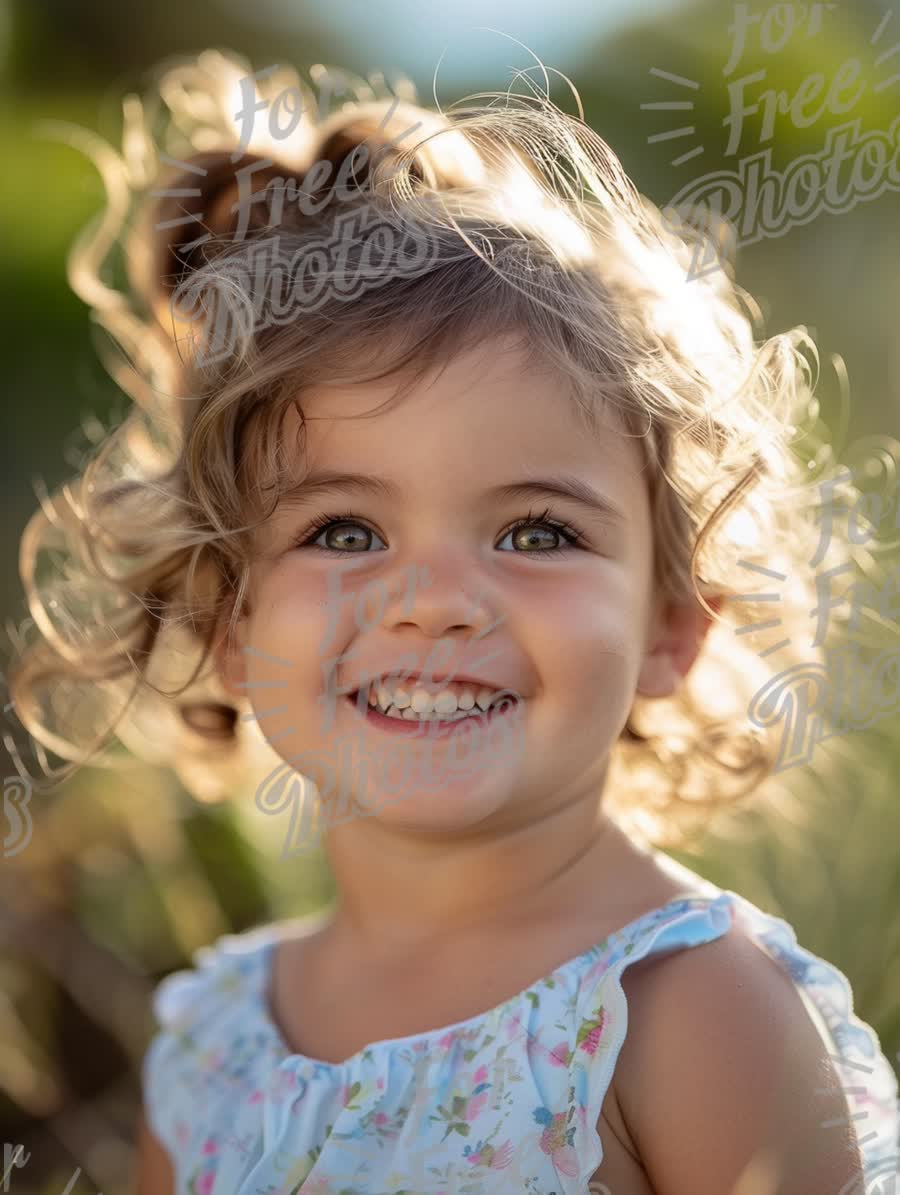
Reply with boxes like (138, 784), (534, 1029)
(495, 156), (594, 266)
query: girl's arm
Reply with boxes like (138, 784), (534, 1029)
(133, 1110), (176, 1195)
(615, 930), (865, 1193)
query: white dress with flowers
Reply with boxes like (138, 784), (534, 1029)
(142, 890), (900, 1194)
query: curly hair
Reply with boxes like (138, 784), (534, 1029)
(4, 48), (892, 849)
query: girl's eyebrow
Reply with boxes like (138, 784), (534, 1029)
(492, 478), (627, 525)
(278, 471), (627, 525)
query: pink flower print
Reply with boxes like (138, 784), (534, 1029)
(473, 1064), (489, 1085)
(247, 1089), (264, 1104)
(537, 1114), (580, 1177)
(576, 1006), (607, 1056)
(465, 1090), (489, 1121)
(438, 1031), (456, 1049)
(373, 1111), (389, 1127)
(201, 1137), (218, 1156)
(197, 1170), (215, 1195)
(551, 1144), (580, 1177)
(269, 1069), (297, 1102)
(580, 1025), (603, 1056)
(466, 1139), (515, 1170)
(548, 1041), (571, 1067)
(539, 1111), (569, 1156)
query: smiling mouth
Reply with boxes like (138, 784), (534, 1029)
(344, 690), (521, 736)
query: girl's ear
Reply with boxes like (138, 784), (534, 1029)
(636, 592), (724, 700)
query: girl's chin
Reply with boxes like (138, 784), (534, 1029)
(321, 764), (522, 834)
(327, 786), (514, 834)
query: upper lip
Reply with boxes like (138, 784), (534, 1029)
(350, 671), (511, 693)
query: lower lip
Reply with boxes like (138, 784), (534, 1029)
(345, 694), (517, 738)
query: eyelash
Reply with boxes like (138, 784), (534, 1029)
(292, 506), (588, 558)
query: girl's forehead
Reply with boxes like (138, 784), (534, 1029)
(286, 339), (644, 484)
(297, 336), (526, 419)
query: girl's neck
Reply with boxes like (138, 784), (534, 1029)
(319, 812), (686, 964)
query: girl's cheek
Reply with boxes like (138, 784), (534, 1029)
(552, 579), (635, 648)
(536, 599), (641, 702)
(242, 590), (332, 696)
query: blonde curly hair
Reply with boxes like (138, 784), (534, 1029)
(4, 48), (893, 850)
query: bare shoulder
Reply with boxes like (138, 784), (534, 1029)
(610, 925), (866, 1194)
(133, 1110), (175, 1195)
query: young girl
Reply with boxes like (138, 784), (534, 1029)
(7, 48), (899, 1195)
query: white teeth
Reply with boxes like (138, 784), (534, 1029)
(401, 707), (467, 722)
(362, 678), (512, 720)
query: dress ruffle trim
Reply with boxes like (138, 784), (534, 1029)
(574, 890), (900, 1187)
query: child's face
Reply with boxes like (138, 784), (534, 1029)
(221, 331), (710, 836)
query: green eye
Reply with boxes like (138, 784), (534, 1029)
(317, 521), (385, 553)
(291, 506), (586, 557)
(292, 512), (387, 554)
(497, 513), (585, 556)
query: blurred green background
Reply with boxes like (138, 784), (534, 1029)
(1, 0), (898, 1190)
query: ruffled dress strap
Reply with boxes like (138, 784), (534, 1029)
(571, 889), (899, 1187)
(141, 928), (275, 1188)
(724, 889), (900, 1183)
